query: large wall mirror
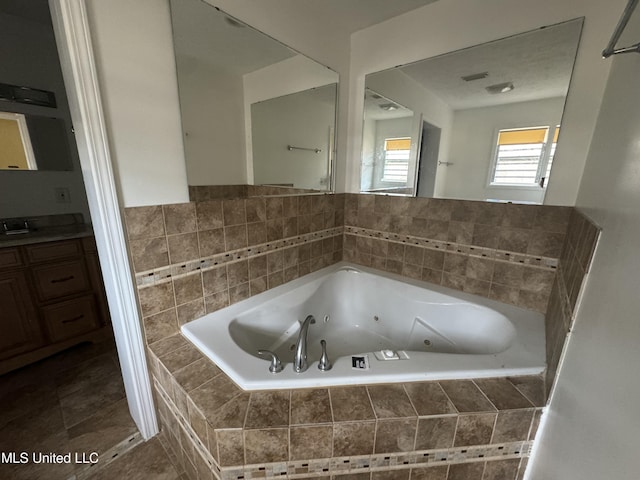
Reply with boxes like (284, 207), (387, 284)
(170, 0), (339, 193)
(360, 18), (583, 204)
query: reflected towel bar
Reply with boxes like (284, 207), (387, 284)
(603, 0), (640, 58)
(287, 145), (322, 153)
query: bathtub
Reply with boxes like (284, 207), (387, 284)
(181, 262), (545, 390)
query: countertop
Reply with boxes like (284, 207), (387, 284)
(0, 224), (94, 248)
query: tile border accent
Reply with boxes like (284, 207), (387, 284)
(345, 226), (559, 271)
(136, 223), (559, 289)
(75, 431), (144, 480)
(155, 376), (532, 480)
(136, 227), (343, 288)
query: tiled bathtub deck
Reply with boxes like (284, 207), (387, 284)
(148, 334), (544, 480)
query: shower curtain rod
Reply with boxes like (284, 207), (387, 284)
(603, 0), (640, 58)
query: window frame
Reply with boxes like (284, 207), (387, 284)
(487, 125), (558, 190)
(380, 136), (411, 184)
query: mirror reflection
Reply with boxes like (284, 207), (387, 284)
(0, 112), (72, 171)
(0, 1), (77, 172)
(170, 0), (339, 193)
(360, 89), (419, 195)
(360, 18), (583, 204)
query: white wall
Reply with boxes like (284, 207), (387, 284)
(243, 55), (338, 183)
(244, 55), (338, 106)
(0, 11), (90, 219)
(177, 59), (246, 185)
(85, 0), (188, 207)
(205, 0), (351, 192)
(527, 21), (640, 479)
(348, 0), (626, 204)
(442, 97), (565, 203)
(251, 86), (335, 190)
(82, 0), (350, 202)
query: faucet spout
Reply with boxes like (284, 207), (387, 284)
(293, 315), (316, 373)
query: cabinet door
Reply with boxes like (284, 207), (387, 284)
(0, 271), (44, 360)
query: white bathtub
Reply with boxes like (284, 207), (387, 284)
(181, 262), (545, 390)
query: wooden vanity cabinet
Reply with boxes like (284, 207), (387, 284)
(0, 237), (110, 374)
(0, 268), (44, 360)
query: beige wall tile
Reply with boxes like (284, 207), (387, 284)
(195, 200), (224, 231)
(163, 203), (196, 235)
(454, 413), (496, 447)
(143, 309), (178, 345)
(374, 418), (417, 453)
(173, 273), (203, 306)
(222, 199), (246, 226)
(216, 430), (244, 467)
(332, 421), (375, 457)
(290, 389), (332, 425)
(198, 228), (225, 256)
(244, 428), (289, 463)
(124, 206), (164, 239)
(415, 416), (457, 450)
(330, 387), (375, 422)
(491, 409), (534, 444)
(129, 236), (169, 272)
(138, 282), (174, 317)
(289, 425), (332, 460)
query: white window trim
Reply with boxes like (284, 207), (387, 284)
(486, 126), (554, 190)
(380, 137), (411, 184)
(0, 111), (38, 170)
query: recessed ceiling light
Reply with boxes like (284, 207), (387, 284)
(486, 82), (514, 94)
(379, 103), (399, 111)
(461, 72), (489, 82)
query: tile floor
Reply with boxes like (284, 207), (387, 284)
(0, 336), (179, 479)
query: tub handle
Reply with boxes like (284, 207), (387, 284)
(318, 339), (332, 371)
(258, 350), (284, 373)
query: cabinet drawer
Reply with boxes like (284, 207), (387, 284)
(43, 296), (100, 343)
(25, 240), (82, 263)
(0, 248), (23, 269)
(32, 260), (90, 301)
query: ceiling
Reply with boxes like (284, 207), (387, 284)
(364, 89), (413, 121)
(395, 19), (583, 110)
(170, 0), (296, 76)
(171, 0), (440, 77)
(283, 0), (439, 35)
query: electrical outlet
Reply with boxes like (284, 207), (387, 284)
(54, 187), (71, 203)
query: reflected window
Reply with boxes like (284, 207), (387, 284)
(490, 126), (558, 187)
(0, 112), (37, 170)
(381, 137), (411, 183)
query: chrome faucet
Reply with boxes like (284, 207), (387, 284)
(293, 315), (316, 373)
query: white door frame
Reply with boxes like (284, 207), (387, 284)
(48, 0), (158, 439)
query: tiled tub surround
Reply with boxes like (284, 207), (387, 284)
(124, 194), (345, 341)
(543, 209), (600, 395)
(342, 195), (571, 315)
(121, 193), (593, 479)
(148, 333), (543, 480)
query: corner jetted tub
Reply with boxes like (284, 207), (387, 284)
(181, 262), (545, 390)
